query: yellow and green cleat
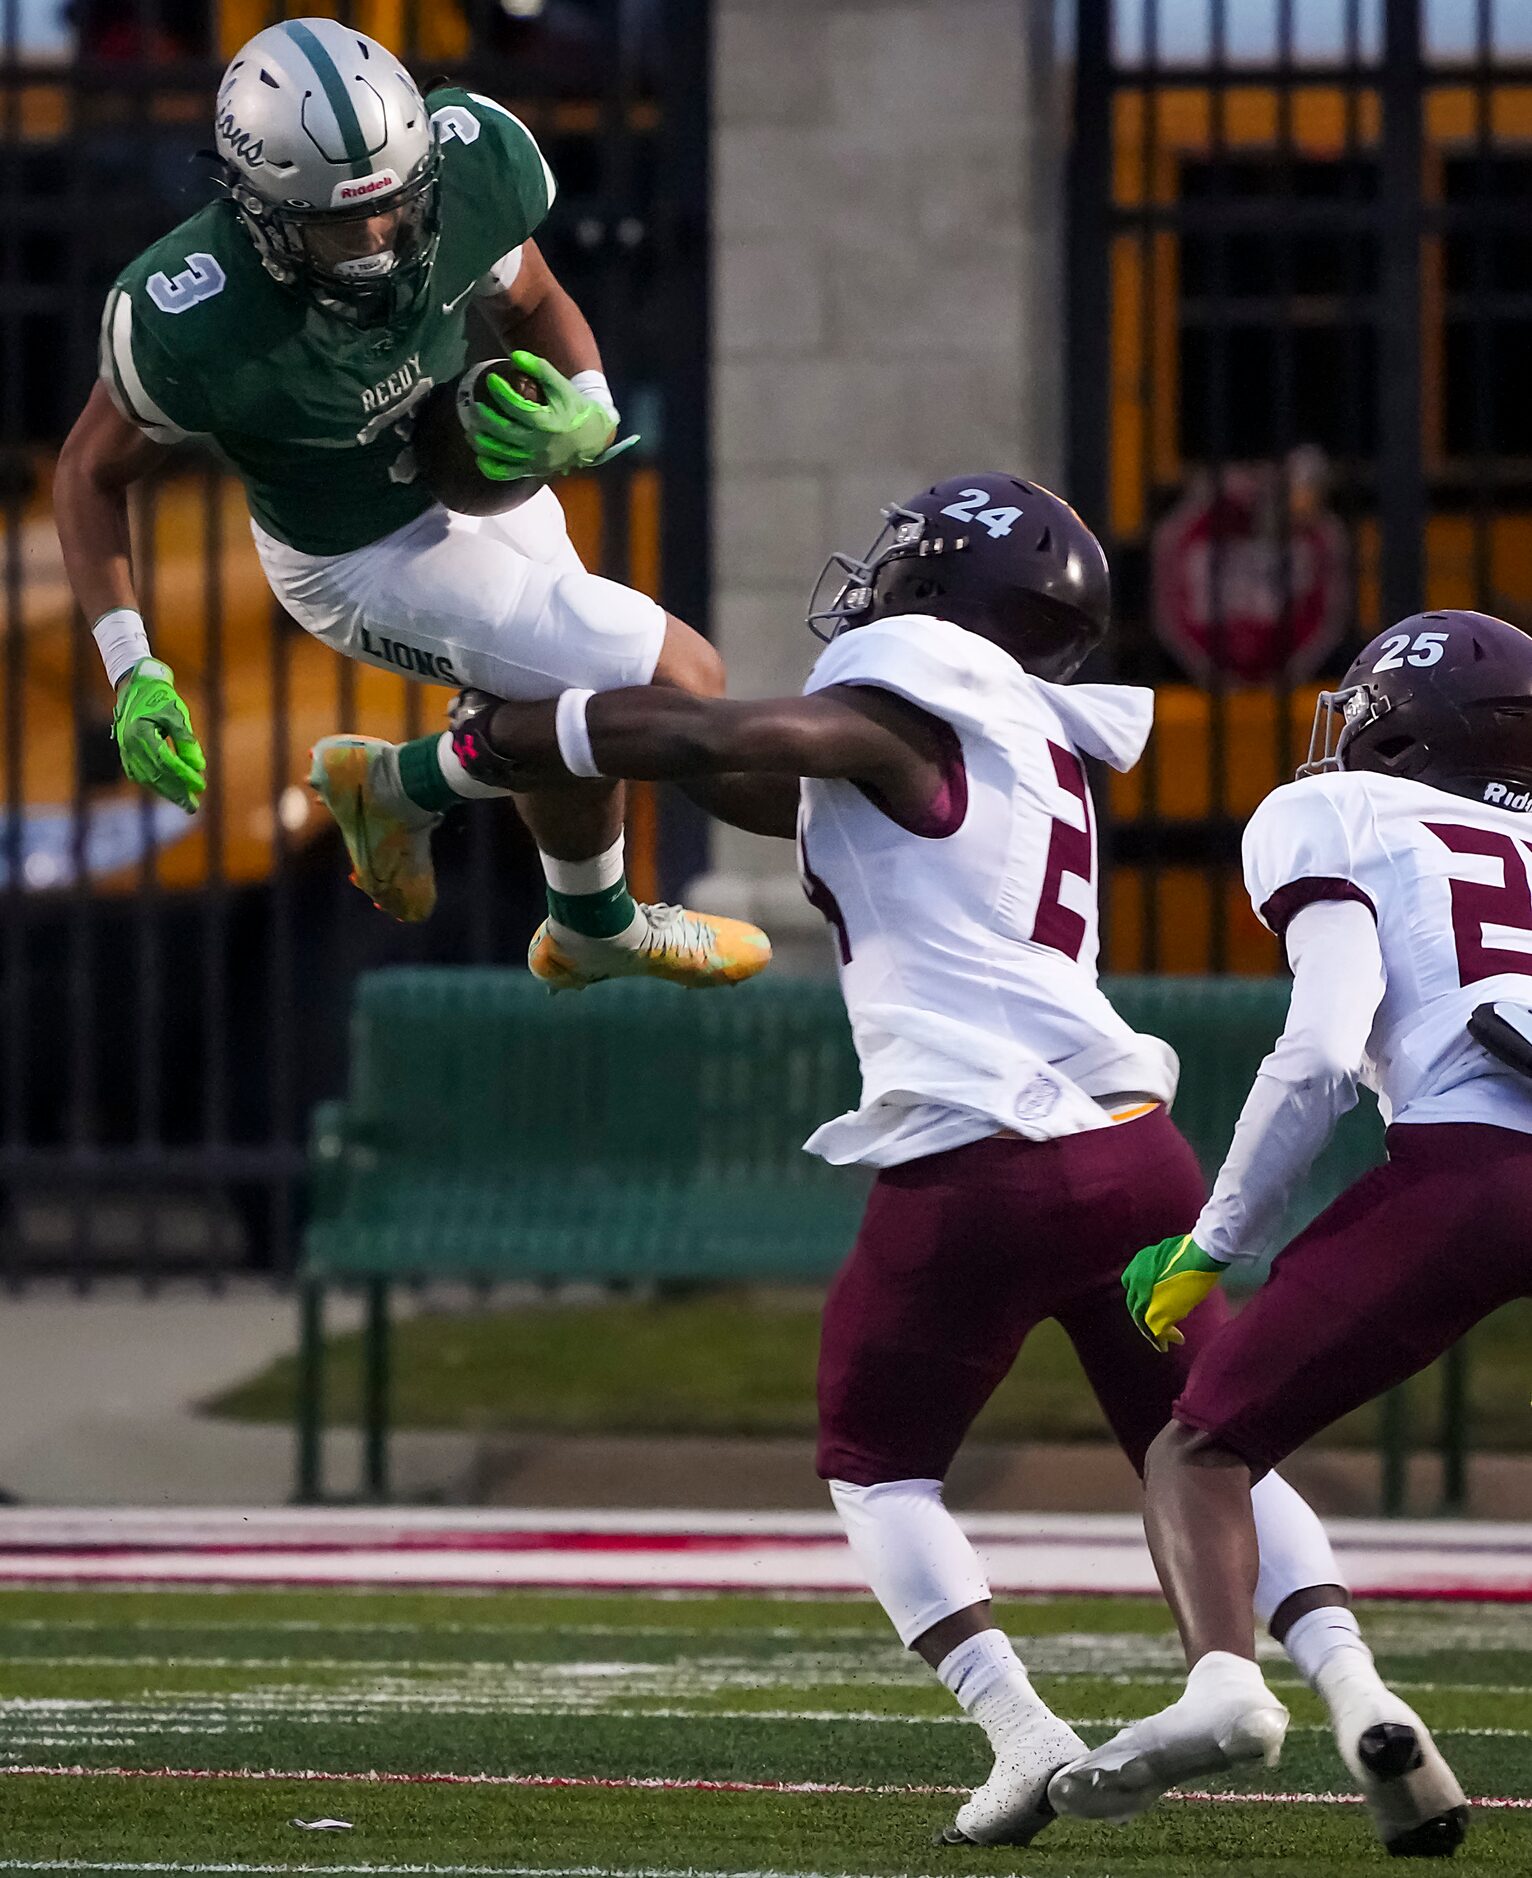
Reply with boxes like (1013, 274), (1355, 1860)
(309, 734), (441, 925)
(528, 903), (772, 991)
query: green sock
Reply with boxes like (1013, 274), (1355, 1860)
(396, 734), (462, 815)
(546, 878), (638, 939)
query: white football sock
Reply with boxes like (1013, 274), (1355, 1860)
(436, 730), (512, 800)
(1251, 1469), (1347, 1628)
(829, 1477), (991, 1647)
(936, 1629), (1042, 1715)
(1284, 1604), (1390, 1706)
(539, 836), (627, 896)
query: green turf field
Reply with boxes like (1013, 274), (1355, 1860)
(0, 1585), (1528, 1875)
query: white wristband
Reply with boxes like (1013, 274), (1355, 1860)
(554, 687), (604, 779)
(570, 369), (618, 424)
(92, 607), (152, 688)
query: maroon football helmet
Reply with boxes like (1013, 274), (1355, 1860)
(1302, 610), (1532, 803)
(807, 474), (1111, 682)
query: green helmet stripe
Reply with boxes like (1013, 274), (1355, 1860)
(283, 20), (373, 178)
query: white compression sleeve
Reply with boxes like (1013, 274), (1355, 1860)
(829, 1478), (991, 1647)
(1250, 1469), (1347, 1627)
(1194, 898), (1385, 1266)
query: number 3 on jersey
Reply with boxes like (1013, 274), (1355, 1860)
(147, 252), (226, 315)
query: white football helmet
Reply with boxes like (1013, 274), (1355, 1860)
(213, 17), (439, 319)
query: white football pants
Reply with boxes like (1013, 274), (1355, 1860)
(253, 487), (667, 702)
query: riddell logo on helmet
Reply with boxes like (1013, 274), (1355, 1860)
(332, 170), (401, 205)
(1483, 782), (1532, 812)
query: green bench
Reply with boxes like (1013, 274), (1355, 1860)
(295, 968), (1386, 1502)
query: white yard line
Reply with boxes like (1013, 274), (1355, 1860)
(0, 1866), (901, 1877)
(0, 1864), (1016, 1877)
(3, 1763), (1531, 1809)
(4, 1699), (1529, 1737)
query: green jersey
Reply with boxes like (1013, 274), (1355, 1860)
(101, 88), (556, 556)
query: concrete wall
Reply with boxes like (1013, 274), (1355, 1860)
(704, 0), (1066, 960)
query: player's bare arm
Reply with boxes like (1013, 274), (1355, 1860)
(478, 239), (603, 383)
(450, 682), (952, 838)
(54, 382), (170, 626)
(54, 383), (206, 813)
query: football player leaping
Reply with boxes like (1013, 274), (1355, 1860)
(1051, 613), (1532, 1857)
(444, 472), (1425, 1849)
(53, 17), (769, 991)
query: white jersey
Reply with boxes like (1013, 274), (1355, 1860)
(796, 613), (1177, 1167)
(1244, 768), (1532, 1135)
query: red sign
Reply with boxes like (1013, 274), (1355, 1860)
(1151, 450), (1349, 685)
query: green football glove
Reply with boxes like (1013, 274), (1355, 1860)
(464, 350), (640, 482)
(1124, 1233), (1228, 1352)
(112, 658), (206, 814)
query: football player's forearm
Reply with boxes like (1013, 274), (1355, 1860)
(53, 450), (142, 636)
(1194, 900), (1384, 1263)
(492, 274), (603, 382)
(586, 691), (798, 779)
(474, 689), (834, 787)
(55, 387), (169, 661)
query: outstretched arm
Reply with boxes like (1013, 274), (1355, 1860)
(458, 683), (947, 838)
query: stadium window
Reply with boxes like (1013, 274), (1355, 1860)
(1441, 152), (1532, 461)
(1175, 153), (1380, 464)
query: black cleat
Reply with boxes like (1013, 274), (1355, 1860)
(1360, 1722), (1427, 1781)
(1352, 1722), (1469, 1858)
(1385, 1805), (1470, 1859)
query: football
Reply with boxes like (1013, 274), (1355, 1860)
(412, 359), (547, 518)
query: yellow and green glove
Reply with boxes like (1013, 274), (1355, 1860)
(1124, 1233), (1228, 1351)
(113, 658), (205, 814)
(464, 350), (639, 482)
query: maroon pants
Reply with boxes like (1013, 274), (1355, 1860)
(1176, 1121), (1532, 1474)
(816, 1108), (1225, 1485)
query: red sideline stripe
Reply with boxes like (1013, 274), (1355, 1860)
(2, 1765), (1528, 1810)
(5, 1528), (1532, 1557)
(0, 1535), (852, 1559)
(1, 1568), (1531, 1602)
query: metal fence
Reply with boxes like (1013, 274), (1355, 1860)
(1071, 0), (1532, 975)
(0, 0), (709, 1283)
(1069, 0), (1531, 1511)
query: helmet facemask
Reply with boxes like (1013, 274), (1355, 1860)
(223, 151), (440, 327)
(1299, 683), (1389, 778)
(806, 504), (967, 643)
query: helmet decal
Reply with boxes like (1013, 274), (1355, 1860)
(285, 19), (378, 177)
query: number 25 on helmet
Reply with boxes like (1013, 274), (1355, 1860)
(1304, 610), (1532, 806)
